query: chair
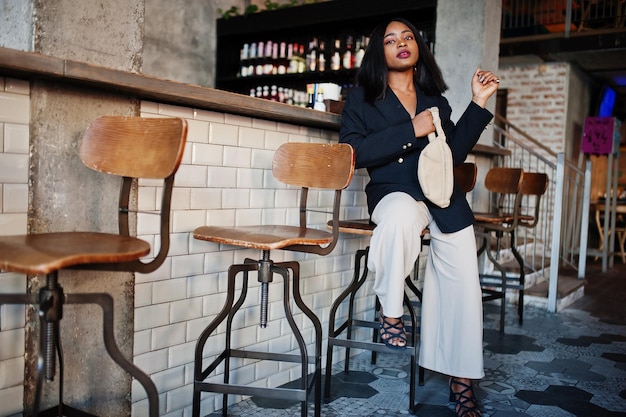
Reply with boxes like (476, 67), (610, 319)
(474, 167), (525, 334)
(594, 203), (626, 264)
(324, 162), (477, 413)
(0, 115), (188, 417)
(191, 142), (354, 417)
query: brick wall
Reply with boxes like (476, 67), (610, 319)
(499, 62), (570, 155)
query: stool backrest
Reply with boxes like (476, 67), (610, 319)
(80, 116), (188, 273)
(454, 162), (478, 193)
(272, 142), (355, 255)
(483, 167), (525, 231)
(81, 116), (187, 179)
(518, 172), (549, 228)
(272, 142), (354, 189)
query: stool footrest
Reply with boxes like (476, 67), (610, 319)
(195, 381), (310, 401)
(230, 348), (317, 364)
(328, 337), (416, 356)
(38, 404), (97, 417)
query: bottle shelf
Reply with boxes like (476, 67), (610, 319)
(215, 0), (437, 103)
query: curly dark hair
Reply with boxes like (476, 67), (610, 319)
(357, 17), (448, 103)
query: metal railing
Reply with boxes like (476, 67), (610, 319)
(502, 0), (626, 38)
(490, 114), (592, 312)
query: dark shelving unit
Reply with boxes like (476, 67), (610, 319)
(215, 0), (437, 99)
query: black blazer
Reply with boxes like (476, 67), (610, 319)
(339, 85), (493, 233)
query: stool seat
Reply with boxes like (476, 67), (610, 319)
(193, 225), (333, 249)
(332, 218), (375, 235)
(473, 213), (517, 224)
(0, 232), (150, 274)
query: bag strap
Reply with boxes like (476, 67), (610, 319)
(426, 107), (445, 142)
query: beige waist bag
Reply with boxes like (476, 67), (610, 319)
(417, 107), (453, 208)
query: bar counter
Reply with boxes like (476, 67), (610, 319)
(0, 47), (340, 130)
(0, 46), (507, 159)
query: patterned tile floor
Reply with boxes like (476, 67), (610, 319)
(207, 260), (626, 417)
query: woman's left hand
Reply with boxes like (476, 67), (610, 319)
(471, 67), (499, 108)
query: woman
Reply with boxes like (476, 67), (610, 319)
(339, 18), (499, 417)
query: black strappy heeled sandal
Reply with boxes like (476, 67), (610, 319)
(449, 378), (482, 417)
(379, 314), (407, 350)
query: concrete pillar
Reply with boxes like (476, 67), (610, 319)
(0, 0), (34, 51)
(436, 0), (502, 128)
(6, 1), (145, 415)
(436, 0), (502, 212)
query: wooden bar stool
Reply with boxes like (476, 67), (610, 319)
(474, 167), (525, 334)
(323, 221), (423, 414)
(191, 142), (354, 417)
(324, 162), (478, 414)
(510, 172), (549, 324)
(0, 116), (188, 417)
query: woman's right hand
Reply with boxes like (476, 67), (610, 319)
(412, 110), (436, 138)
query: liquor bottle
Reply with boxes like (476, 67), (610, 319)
(277, 41), (288, 75)
(314, 87), (326, 112)
(297, 43), (306, 73)
(342, 35), (353, 70)
(248, 42), (257, 77)
(306, 83), (315, 108)
(264, 40), (273, 75)
(307, 37), (318, 72)
(317, 40), (326, 72)
(239, 43), (249, 77)
(271, 42), (278, 74)
(278, 86), (285, 103)
(255, 41), (264, 76)
(288, 42), (299, 74)
(354, 36), (365, 68)
(330, 39), (341, 71)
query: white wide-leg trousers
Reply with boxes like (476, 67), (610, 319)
(369, 192), (484, 379)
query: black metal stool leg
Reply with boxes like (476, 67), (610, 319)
(61, 292), (160, 417)
(509, 230), (526, 325)
(324, 248), (369, 399)
(282, 261), (322, 417)
(404, 275), (425, 387)
(345, 249), (369, 371)
(324, 247), (422, 414)
(192, 262), (246, 417)
(0, 271), (157, 417)
(481, 233), (508, 334)
(403, 285), (419, 414)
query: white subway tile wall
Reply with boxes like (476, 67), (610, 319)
(133, 102), (371, 416)
(0, 76), (30, 417)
